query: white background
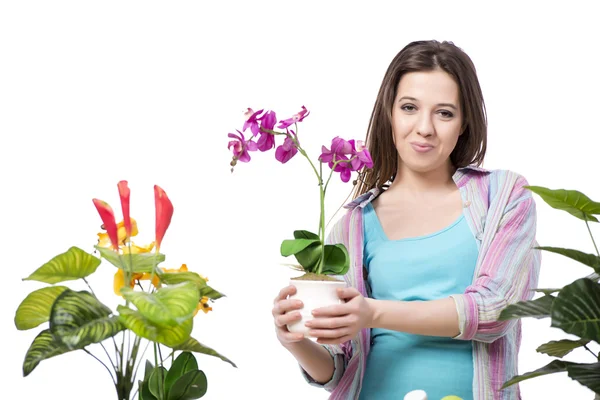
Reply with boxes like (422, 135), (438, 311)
(2, 1), (599, 399)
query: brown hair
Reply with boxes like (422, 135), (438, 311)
(353, 40), (487, 199)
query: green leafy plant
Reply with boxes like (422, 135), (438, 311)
(499, 186), (600, 395)
(15, 181), (235, 399)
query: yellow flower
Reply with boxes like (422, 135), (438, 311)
(122, 241), (155, 254)
(98, 218), (139, 248)
(194, 296), (212, 316)
(113, 269), (145, 295)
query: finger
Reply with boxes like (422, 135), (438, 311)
(305, 316), (352, 330)
(275, 311), (302, 327)
(308, 328), (350, 339)
(272, 299), (304, 317)
(311, 303), (350, 317)
(336, 287), (360, 300)
(316, 335), (354, 345)
(274, 285), (297, 304)
(279, 330), (305, 342)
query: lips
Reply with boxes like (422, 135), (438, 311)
(410, 142), (434, 153)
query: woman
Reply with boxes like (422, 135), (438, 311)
(271, 40), (541, 400)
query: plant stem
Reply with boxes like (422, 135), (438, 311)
(162, 350), (175, 364)
(84, 348), (117, 385)
(99, 342), (118, 372)
(132, 339), (151, 382)
(584, 344), (598, 360)
(153, 342), (163, 400)
(82, 278), (96, 297)
(585, 217), (600, 257)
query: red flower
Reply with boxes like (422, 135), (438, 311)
(117, 181), (132, 241)
(92, 199), (119, 250)
(154, 185), (174, 252)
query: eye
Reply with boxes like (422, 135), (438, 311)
(438, 110), (454, 118)
(400, 104), (417, 112)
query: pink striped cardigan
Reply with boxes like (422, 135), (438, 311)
(302, 166), (542, 400)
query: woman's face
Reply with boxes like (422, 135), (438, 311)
(391, 69), (463, 174)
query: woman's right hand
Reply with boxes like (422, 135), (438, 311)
(272, 285), (306, 345)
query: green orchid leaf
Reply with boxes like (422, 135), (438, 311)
(145, 360), (154, 380)
(149, 366), (167, 399)
(95, 245), (166, 273)
(502, 360), (569, 389)
(498, 295), (554, 320)
(49, 290), (123, 349)
(319, 244), (350, 275)
(139, 379), (158, 400)
(165, 352), (198, 396)
(15, 286), (68, 330)
(121, 282), (199, 327)
(198, 285), (225, 300)
(281, 238), (321, 257)
(23, 247), (101, 284)
(117, 305), (192, 347)
(173, 337), (236, 367)
(551, 278), (600, 342)
(167, 370), (207, 400)
(525, 186), (600, 222)
(23, 329), (71, 377)
(537, 339), (590, 358)
(536, 246), (600, 271)
(294, 242), (322, 272)
(293, 230), (320, 241)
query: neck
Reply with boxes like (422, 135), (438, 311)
(388, 161), (456, 195)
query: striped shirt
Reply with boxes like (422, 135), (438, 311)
(301, 165), (542, 400)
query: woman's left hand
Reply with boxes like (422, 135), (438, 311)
(305, 287), (375, 345)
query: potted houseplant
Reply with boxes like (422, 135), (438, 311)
(15, 181), (235, 399)
(498, 185), (600, 396)
(227, 106), (373, 335)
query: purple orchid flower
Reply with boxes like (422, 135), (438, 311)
(349, 139), (374, 170)
(319, 136), (353, 164)
(277, 106), (310, 129)
(256, 110), (277, 152)
(275, 130), (299, 164)
(228, 130), (258, 163)
(243, 108), (264, 136)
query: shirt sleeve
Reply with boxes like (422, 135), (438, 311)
(450, 175), (542, 343)
(299, 344), (346, 391)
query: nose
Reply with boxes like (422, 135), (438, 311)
(416, 113), (434, 137)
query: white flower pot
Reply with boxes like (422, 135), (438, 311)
(286, 279), (347, 337)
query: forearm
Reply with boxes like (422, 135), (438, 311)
(368, 297), (460, 337)
(282, 338), (335, 384)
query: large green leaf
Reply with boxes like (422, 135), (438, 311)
(140, 379), (157, 400)
(23, 329), (71, 377)
(537, 339), (590, 358)
(23, 247), (101, 284)
(173, 337), (236, 367)
(117, 305), (192, 347)
(167, 370), (207, 400)
(502, 360), (569, 388)
(320, 244), (350, 275)
(551, 278), (600, 342)
(198, 286), (225, 300)
(160, 272), (208, 289)
(121, 282), (199, 327)
(536, 246), (600, 271)
(498, 295), (554, 320)
(280, 238), (321, 257)
(149, 366), (167, 399)
(525, 186), (600, 222)
(50, 290), (123, 349)
(294, 242), (322, 272)
(95, 245), (165, 273)
(165, 352), (198, 396)
(15, 286), (68, 330)
(567, 362), (600, 394)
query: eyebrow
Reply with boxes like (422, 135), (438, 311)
(398, 96), (458, 110)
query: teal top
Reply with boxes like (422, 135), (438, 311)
(359, 202), (478, 400)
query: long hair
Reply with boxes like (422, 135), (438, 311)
(353, 40), (487, 199)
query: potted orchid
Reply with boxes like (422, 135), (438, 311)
(227, 106), (373, 335)
(15, 181), (235, 399)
